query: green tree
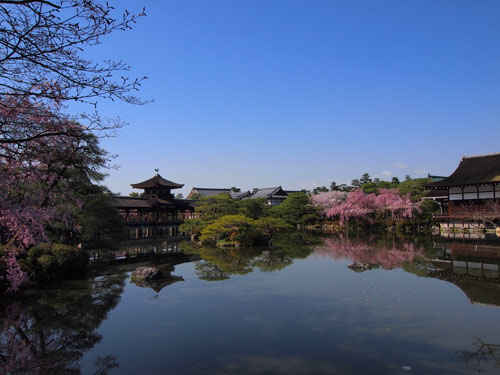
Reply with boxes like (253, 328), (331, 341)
(312, 186), (329, 194)
(360, 173), (372, 185)
(397, 177), (432, 200)
(270, 193), (319, 229)
(361, 180), (394, 194)
(200, 215), (257, 245)
(255, 217), (291, 245)
(194, 193), (238, 220)
(338, 184), (351, 192)
(77, 190), (127, 253)
(179, 218), (207, 239)
(25, 243), (89, 283)
(237, 198), (269, 219)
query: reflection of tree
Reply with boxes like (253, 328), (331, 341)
(271, 232), (319, 259)
(194, 262), (230, 281)
(314, 236), (424, 270)
(252, 250), (293, 272)
(457, 337), (500, 372)
(198, 247), (259, 276)
(0, 272), (126, 375)
(191, 233), (320, 281)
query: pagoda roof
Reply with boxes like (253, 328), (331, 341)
(429, 152), (500, 188)
(131, 174), (184, 189)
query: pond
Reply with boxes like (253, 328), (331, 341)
(2, 234), (500, 374)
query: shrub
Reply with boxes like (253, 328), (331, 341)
(27, 243), (89, 283)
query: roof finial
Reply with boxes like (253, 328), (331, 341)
(154, 168), (160, 176)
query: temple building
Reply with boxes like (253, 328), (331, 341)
(186, 187), (250, 200)
(112, 174), (194, 239)
(246, 186), (290, 206)
(427, 153), (500, 231)
(187, 185), (300, 206)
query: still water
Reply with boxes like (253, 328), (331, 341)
(2, 234), (500, 374)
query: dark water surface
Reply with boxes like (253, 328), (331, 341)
(3, 235), (500, 374)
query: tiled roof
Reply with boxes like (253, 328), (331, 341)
(189, 188), (232, 197)
(111, 196), (193, 209)
(131, 174), (184, 189)
(111, 197), (152, 208)
(247, 187), (288, 199)
(230, 191), (251, 199)
(429, 152), (500, 188)
(422, 189), (448, 200)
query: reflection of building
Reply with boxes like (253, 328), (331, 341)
(112, 174), (194, 239)
(431, 241), (500, 307)
(427, 153), (500, 231)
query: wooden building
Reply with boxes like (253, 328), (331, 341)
(427, 153), (500, 231)
(112, 174), (194, 239)
(246, 186), (290, 206)
(186, 187), (250, 200)
(186, 186), (299, 206)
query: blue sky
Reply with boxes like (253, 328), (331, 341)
(79, 0), (500, 196)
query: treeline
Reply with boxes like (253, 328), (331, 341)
(182, 175), (437, 247)
(311, 174), (437, 232)
(312, 173), (430, 197)
(180, 193), (319, 246)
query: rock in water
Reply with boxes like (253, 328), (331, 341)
(131, 266), (163, 281)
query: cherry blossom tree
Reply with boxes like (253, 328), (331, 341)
(328, 189), (377, 225)
(0, 1), (146, 292)
(311, 191), (347, 216)
(312, 188), (422, 231)
(374, 188), (421, 220)
(0, 96), (108, 292)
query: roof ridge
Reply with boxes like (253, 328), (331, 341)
(254, 186), (281, 190)
(463, 152), (500, 159)
(193, 187), (232, 190)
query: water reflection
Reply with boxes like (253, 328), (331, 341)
(0, 272), (127, 375)
(180, 232), (320, 281)
(313, 236), (426, 270)
(430, 241), (500, 308)
(130, 263), (184, 294)
(4, 235), (500, 374)
(457, 337), (500, 372)
(313, 235), (500, 310)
